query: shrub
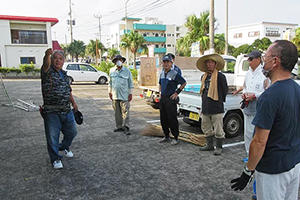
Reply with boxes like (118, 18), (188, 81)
(94, 61), (115, 75)
(19, 63), (35, 76)
(130, 69), (137, 81)
(9, 67), (22, 76)
(0, 67), (10, 76)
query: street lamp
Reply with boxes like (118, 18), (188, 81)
(125, 0), (129, 65)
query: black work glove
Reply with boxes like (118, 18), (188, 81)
(230, 166), (254, 191)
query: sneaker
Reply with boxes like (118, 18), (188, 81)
(159, 137), (170, 143)
(53, 159), (63, 169)
(242, 157), (249, 163)
(64, 149), (74, 158)
(171, 139), (179, 145)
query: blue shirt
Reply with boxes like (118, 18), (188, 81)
(172, 64), (182, 76)
(159, 69), (186, 98)
(109, 66), (134, 101)
(252, 79), (300, 174)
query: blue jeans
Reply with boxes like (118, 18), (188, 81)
(43, 110), (77, 163)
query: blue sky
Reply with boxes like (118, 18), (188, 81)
(1, 0), (300, 46)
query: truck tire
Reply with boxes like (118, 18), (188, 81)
(223, 112), (243, 138)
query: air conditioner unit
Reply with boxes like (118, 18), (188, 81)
(12, 39), (19, 44)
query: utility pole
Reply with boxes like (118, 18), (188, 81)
(209, 0), (215, 54)
(224, 0), (229, 71)
(69, 0), (74, 43)
(225, 0), (228, 56)
(125, 0), (129, 65)
(95, 14), (102, 62)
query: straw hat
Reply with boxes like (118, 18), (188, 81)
(196, 54), (225, 72)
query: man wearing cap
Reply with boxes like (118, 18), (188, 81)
(167, 53), (182, 76)
(197, 54), (228, 155)
(41, 48), (78, 169)
(109, 55), (134, 135)
(231, 40), (300, 200)
(233, 50), (269, 161)
(159, 54), (186, 145)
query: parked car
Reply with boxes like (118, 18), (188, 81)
(62, 62), (108, 84)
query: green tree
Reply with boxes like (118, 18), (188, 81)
(292, 27), (300, 56)
(86, 39), (106, 62)
(252, 37), (272, 52)
(68, 40), (86, 62)
(176, 10), (216, 56)
(120, 31), (146, 69)
(214, 33), (225, 54)
(107, 48), (119, 60)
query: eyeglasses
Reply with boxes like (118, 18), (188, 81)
(262, 55), (278, 62)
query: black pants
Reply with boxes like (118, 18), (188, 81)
(159, 97), (179, 140)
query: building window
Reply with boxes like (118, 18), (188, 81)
(172, 34), (174, 36)
(248, 31), (260, 37)
(233, 33), (242, 38)
(176, 27), (180, 31)
(11, 30), (47, 44)
(265, 27), (280, 37)
(161, 33), (164, 36)
(20, 57), (36, 64)
(155, 44), (159, 48)
(143, 33), (147, 36)
(167, 44), (171, 47)
(155, 33), (158, 37)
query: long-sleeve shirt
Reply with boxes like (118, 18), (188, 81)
(108, 66), (134, 101)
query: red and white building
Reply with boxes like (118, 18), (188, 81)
(0, 15), (60, 68)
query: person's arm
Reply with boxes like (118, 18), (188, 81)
(42, 48), (52, 73)
(70, 92), (78, 110)
(128, 70), (134, 102)
(232, 87), (243, 95)
(108, 69), (113, 100)
(247, 126), (270, 171)
(170, 74), (187, 100)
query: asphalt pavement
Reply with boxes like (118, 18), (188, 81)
(0, 79), (289, 200)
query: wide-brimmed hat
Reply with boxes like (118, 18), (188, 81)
(196, 54), (225, 72)
(112, 55), (126, 63)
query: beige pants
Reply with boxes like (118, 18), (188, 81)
(201, 113), (225, 138)
(112, 100), (130, 129)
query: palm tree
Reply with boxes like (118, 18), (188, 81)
(214, 33), (225, 54)
(176, 10), (216, 56)
(86, 39), (106, 63)
(107, 48), (119, 60)
(68, 40), (86, 62)
(120, 31), (146, 69)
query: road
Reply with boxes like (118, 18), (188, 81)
(0, 79), (266, 200)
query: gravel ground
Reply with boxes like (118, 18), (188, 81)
(1, 79), (296, 200)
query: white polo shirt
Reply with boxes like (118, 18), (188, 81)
(243, 64), (267, 115)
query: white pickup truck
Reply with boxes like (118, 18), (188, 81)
(139, 55), (237, 109)
(178, 54), (250, 138)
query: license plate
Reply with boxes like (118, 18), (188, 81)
(146, 90), (152, 97)
(189, 112), (200, 121)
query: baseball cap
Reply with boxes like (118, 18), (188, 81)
(244, 50), (262, 58)
(161, 55), (173, 62)
(73, 109), (83, 125)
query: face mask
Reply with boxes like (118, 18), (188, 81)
(262, 65), (274, 78)
(116, 60), (122, 67)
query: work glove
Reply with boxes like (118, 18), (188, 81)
(230, 166), (254, 191)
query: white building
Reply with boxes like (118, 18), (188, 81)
(0, 15), (59, 68)
(107, 17), (187, 62)
(228, 22), (298, 47)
